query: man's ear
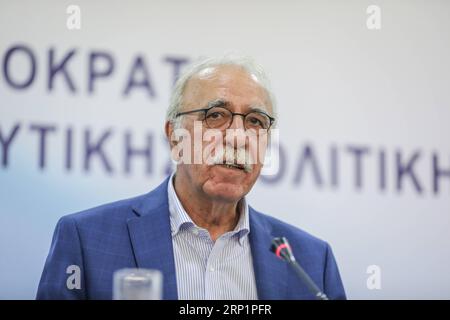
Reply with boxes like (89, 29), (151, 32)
(165, 120), (176, 149)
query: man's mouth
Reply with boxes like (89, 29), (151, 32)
(217, 163), (246, 171)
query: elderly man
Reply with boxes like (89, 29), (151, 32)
(37, 56), (346, 300)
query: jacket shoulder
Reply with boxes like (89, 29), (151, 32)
(61, 177), (170, 229)
(61, 193), (146, 227)
(250, 208), (329, 252)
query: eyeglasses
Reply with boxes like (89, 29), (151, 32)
(175, 106), (275, 131)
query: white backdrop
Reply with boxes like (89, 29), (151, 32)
(1, 0), (449, 299)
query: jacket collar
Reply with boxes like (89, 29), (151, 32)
(248, 206), (289, 299)
(128, 176), (178, 300)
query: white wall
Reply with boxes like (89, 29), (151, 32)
(1, 0), (449, 299)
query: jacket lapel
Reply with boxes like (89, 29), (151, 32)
(249, 207), (289, 299)
(127, 177), (178, 300)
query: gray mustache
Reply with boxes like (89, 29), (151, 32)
(209, 145), (253, 173)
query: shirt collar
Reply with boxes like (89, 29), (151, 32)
(167, 171), (250, 245)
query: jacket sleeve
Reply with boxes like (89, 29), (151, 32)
(323, 243), (347, 300)
(36, 216), (87, 299)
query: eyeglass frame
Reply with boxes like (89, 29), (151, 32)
(175, 105), (276, 130)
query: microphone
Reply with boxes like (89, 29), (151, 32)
(270, 237), (329, 300)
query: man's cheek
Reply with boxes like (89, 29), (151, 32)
(249, 145), (263, 165)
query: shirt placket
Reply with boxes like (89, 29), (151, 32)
(204, 235), (230, 299)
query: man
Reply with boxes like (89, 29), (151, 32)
(37, 56), (346, 300)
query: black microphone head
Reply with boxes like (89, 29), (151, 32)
(270, 237), (295, 262)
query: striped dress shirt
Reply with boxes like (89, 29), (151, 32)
(167, 172), (258, 300)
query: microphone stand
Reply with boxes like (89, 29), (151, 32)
(271, 237), (329, 300)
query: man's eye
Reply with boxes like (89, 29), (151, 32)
(248, 116), (263, 126)
(208, 112), (223, 119)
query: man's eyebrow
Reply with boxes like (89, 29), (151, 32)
(249, 105), (271, 115)
(206, 99), (229, 108)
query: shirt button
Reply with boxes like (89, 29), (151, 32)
(192, 229), (199, 235)
(209, 267), (215, 272)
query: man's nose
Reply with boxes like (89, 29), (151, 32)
(225, 114), (248, 147)
(228, 114), (246, 130)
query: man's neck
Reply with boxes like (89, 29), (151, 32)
(173, 173), (241, 241)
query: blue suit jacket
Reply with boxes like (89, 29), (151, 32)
(37, 177), (346, 300)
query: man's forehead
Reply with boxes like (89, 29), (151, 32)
(193, 64), (258, 83)
(196, 66), (217, 79)
(183, 65), (272, 112)
(206, 98), (270, 114)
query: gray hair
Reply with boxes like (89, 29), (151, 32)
(166, 55), (277, 129)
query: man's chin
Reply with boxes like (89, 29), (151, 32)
(202, 181), (247, 202)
